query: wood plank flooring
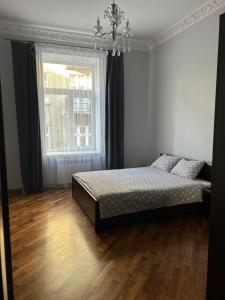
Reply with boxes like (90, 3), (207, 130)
(9, 188), (208, 300)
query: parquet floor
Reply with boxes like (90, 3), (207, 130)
(9, 188), (208, 300)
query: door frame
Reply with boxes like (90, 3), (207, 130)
(207, 12), (225, 300)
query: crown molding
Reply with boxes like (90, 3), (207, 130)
(0, 0), (224, 53)
(150, 0), (225, 50)
(0, 20), (149, 52)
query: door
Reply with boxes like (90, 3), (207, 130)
(207, 12), (225, 300)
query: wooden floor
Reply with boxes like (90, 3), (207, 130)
(9, 188), (209, 300)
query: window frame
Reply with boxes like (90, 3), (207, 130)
(42, 62), (99, 156)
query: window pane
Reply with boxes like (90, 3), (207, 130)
(44, 95), (69, 153)
(42, 62), (96, 154)
(43, 63), (92, 90)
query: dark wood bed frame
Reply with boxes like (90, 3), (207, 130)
(72, 158), (212, 232)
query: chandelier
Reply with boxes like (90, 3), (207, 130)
(93, 0), (133, 56)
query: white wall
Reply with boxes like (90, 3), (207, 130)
(0, 39), (23, 189)
(124, 51), (152, 167)
(148, 14), (220, 163)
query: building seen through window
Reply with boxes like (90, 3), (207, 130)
(42, 63), (95, 154)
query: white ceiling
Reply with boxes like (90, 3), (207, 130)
(0, 0), (208, 40)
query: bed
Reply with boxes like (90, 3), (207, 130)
(72, 158), (212, 232)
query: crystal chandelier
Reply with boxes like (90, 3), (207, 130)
(93, 0), (133, 56)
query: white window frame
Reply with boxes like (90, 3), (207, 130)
(41, 62), (99, 156)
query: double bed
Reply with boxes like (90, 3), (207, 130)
(72, 156), (212, 232)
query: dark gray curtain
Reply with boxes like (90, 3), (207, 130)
(105, 53), (124, 170)
(11, 41), (43, 192)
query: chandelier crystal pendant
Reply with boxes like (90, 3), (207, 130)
(93, 0), (133, 56)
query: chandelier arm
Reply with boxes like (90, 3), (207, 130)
(95, 32), (108, 38)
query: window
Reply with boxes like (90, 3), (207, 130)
(36, 46), (106, 186)
(38, 55), (101, 155)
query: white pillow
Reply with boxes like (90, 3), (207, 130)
(151, 154), (181, 172)
(170, 158), (205, 179)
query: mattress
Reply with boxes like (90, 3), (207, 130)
(73, 167), (211, 219)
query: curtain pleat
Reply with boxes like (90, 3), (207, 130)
(11, 41), (43, 192)
(105, 53), (124, 169)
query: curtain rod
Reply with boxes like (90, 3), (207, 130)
(2, 37), (97, 51)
